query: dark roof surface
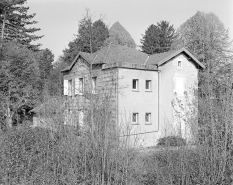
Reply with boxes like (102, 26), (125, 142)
(61, 46), (204, 72)
(92, 44), (148, 64)
(61, 44), (148, 72)
(146, 50), (177, 65)
(147, 48), (205, 69)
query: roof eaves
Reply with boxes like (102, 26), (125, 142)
(182, 48), (205, 69)
(157, 48), (205, 69)
(61, 52), (93, 72)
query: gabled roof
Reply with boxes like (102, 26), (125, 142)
(61, 52), (93, 72)
(61, 44), (148, 72)
(61, 46), (205, 72)
(146, 48), (205, 69)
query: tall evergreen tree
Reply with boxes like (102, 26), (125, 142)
(63, 15), (109, 65)
(0, 0), (42, 51)
(141, 21), (178, 54)
(104, 21), (136, 48)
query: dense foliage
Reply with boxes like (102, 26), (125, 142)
(0, 41), (41, 128)
(141, 21), (178, 54)
(157, 136), (187, 147)
(176, 11), (232, 75)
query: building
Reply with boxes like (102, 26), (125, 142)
(61, 44), (205, 147)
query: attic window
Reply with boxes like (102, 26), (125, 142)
(177, 60), (182, 68)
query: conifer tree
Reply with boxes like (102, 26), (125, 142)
(63, 14), (109, 64)
(104, 21), (136, 48)
(0, 0), (42, 51)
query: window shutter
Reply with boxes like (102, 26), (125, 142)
(64, 80), (68, 95)
(79, 110), (84, 126)
(74, 78), (79, 95)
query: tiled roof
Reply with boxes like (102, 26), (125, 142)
(146, 50), (178, 65)
(61, 46), (204, 72)
(147, 48), (205, 69)
(92, 44), (148, 64)
(61, 44), (148, 72)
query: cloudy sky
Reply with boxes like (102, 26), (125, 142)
(27, 0), (233, 61)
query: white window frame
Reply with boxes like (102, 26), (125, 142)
(74, 77), (84, 95)
(132, 113), (139, 124)
(145, 112), (151, 124)
(145, 80), (152, 91)
(132, 79), (139, 91)
(92, 76), (97, 94)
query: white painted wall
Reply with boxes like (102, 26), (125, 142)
(118, 68), (160, 147)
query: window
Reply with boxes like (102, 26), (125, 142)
(178, 60), (182, 68)
(79, 78), (84, 93)
(132, 79), (139, 90)
(68, 79), (73, 96)
(145, 80), (151, 91)
(132, 113), (139, 124)
(92, 77), (97, 94)
(175, 77), (184, 95)
(145, 113), (151, 124)
(74, 78), (84, 95)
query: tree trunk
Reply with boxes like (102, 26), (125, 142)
(0, 10), (6, 55)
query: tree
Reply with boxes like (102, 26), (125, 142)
(63, 13), (109, 65)
(0, 0), (42, 51)
(177, 12), (232, 74)
(47, 56), (65, 96)
(0, 41), (41, 128)
(141, 21), (178, 54)
(104, 21), (136, 48)
(35, 48), (54, 87)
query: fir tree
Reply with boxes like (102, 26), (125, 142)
(0, 0), (42, 51)
(104, 21), (136, 48)
(63, 16), (109, 64)
(141, 21), (178, 54)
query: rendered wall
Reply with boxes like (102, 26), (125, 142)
(118, 68), (159, 147)
(159, 53), (198, 140)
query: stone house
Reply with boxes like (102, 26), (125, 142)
(61, 44), (205, 146)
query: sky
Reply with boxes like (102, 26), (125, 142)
(26, 0), (233, 61)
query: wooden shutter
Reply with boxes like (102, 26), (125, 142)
(64, 80), (68, 95)
(74, 78), (79, 95)
(79, 110), (84, 126)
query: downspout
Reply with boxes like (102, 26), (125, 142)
(116, 68), (119, 126)
(157, 64), (160, 132)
